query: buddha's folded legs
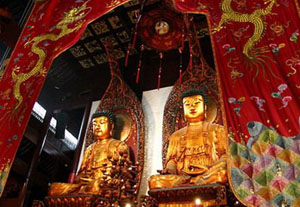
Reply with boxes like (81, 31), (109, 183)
(149, 174), (191, 189)
(48, 183), (81, 196)
(190, 161), (227, 185)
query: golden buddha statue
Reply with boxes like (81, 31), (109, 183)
(49, 111), (130, 195)
(149, 90), (228, 189)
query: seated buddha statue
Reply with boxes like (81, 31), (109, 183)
(49, 111), (130, 195)
(149, 89), (228, 189)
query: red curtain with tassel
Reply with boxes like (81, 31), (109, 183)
(0, 0), (130, 196)
(174, 0), (300, 206)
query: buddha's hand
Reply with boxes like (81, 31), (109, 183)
(157, 168), (176, 175)
(158, 161), (177, 174)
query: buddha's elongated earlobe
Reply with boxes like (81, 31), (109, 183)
(110, 123), (114, 136)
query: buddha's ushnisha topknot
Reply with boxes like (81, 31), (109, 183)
(92, 111), (115, 123)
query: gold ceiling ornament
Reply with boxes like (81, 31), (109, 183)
(154, 20), (170, 35)
(137, 8), (184, 51)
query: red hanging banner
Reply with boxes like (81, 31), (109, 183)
(174, 0), (300, 140)
(0, 0), (130, 196)
(173, 0), (300, 206)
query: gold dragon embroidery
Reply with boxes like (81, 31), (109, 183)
(213, 0), (277, 59)
(12, 3), (90, 110)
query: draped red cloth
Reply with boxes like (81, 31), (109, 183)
(173, 0), (300, 206)
(174, 0), (300, 141)
(1, 0), (300, 201)
(0, 0), (129, 196)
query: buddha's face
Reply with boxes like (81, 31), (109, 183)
(92, 116), (113, 140)
(183, 94), (205, 123)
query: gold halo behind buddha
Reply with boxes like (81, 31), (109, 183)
(205, 98), (218, 123)
(113, 111), (132, 142)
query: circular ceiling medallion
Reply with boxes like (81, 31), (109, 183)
(138, 8), (184, 51)
(154, 20), (170, 35)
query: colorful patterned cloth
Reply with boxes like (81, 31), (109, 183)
(230, 121), (300, 207)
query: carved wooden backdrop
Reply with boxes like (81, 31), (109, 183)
(85, 43), (145, 192)
(162, 16), (223, 164)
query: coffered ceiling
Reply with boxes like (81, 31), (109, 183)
(0, 0), (213, 138)
(38, 0), (211, 112)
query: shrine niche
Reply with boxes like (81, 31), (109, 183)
(144, 15), (244, 207)
(161, 15), (224, 173)
(43, 43), (144, 207)
(1, 0), (300, 206)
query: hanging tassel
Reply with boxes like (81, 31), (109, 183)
(131, 8), (140, 49)
(125, 0), (146, 68)
(157, 52), (163, 90)
(181, 27), (185, 51)
(132, 30), (138, 49)
(179, 27), (184, 82)
(157, 73), (161, 90)
(189, 42), (193, 70)
(179, 48), (183, 84)
(136, 45), (144, 83)
(179, 68), (182, 84)
(136, 67), (141, 83)
(136, 59), (142, 83)
(125, 44), (131, 67)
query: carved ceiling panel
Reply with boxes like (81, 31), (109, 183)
(66, 2), (144, 69)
